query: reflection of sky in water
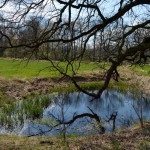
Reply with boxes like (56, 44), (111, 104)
(40, 90), (150, 135)
(1, 89), (150, 136)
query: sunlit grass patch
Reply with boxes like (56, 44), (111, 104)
(130, 64), (150, 76)
(0, 58), (109, 79)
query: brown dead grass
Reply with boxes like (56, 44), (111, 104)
(0, 72), (104, 100)
(120, 66), (150, 95)
(0, 66), (150, 101)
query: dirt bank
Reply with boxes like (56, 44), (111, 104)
(0, 73), (104, 100)
(0, 122), (149, 150)
(0, 67), (150, 100)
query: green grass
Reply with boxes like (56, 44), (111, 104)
(0, 58), (108, 79)
(48, 82), (104, 93)
(0, 95), (52, 127)
(0, 92), (13, 107)
(2, 58), (149, 79)
(48, 81), (132, 93)
(131, 64), (150, 76)
(0, 59), (58, 78)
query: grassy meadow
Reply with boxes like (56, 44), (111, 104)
(0, 58), (150, 79)
(0, 58), (108, 79)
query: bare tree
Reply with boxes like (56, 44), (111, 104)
(0, 0), (149, 98)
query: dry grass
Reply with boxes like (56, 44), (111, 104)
(0, 64), (150, 100)
(120, 66), (150, 95)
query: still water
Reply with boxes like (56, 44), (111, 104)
(0, 89), (150, 136)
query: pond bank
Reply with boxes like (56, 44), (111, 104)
(0, 67), (150, 102)
(0, 122), (149, 150)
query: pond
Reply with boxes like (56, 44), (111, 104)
(0, 88), (150, 136)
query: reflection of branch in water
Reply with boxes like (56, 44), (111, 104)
(28, 121), (62, 137)
(28, 106), (105, 136)
(118, 118), (132, 128)
(106, 112), (117, 132)
(59, 107), (105, 134)
(27, 93), (105, 136)
(132, 95), (145, 128)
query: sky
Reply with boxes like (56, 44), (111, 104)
(1, 0), (149, 24)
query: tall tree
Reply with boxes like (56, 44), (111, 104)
(0, 0), (149, 98)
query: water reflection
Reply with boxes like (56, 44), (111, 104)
(0, 89), (150, 136)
